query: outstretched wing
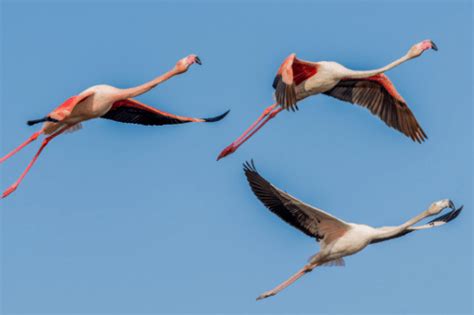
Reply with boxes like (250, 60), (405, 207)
(102, 98), (229, 126)
(370, 206), (463, 244)
(324, 74), (427, 143)
(243, 161), (350, 244)
(273, 54), (318, 111)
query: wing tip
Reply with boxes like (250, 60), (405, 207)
(203, 109), (230, 122)
(412, 127), (428, 143)
(243, 159), (257, 174)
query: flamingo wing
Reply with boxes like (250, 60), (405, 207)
(243, 161), (350, 243)
(323, 74), (427, 143)
(101, 99), (229, 126)
(273, 54), (318, 111)
(48, 90), (95, 122)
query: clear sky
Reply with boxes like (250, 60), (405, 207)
(1, 1), (472, 314)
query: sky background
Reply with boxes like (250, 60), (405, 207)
(1, 1), (472, 314)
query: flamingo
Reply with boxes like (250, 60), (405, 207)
(1, 55), (229, 199)
(243, 161), (462, 301)
(218, 40), (438, 160)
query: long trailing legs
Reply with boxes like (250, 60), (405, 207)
(256, 262), (319, 301)
(2, 127), (67, 199)
(217, 103), (283, 160)
(0, 131), (42, 164)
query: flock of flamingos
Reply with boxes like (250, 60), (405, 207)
(1, 40), (463, 300)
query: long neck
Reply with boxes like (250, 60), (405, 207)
(119, 68), (179, 99)
(344, 54), (412, 79)
(371, 209), (430, 242)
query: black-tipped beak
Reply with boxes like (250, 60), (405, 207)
(195, 56), (202, 65)
(430, 40), (438, 51)
(448, 200), (455, 210)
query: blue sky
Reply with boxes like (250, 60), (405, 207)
(1, 1), (472, 314)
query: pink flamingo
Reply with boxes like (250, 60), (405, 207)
(1, 55), (229, 199)
(243, 161), (462, 300)
(218, 40), (437, 160)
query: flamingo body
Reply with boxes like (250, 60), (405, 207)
(1, 55), (229, 199)
(43, 85), (119, 134)
(71, 85), (121, 118)
(321, 223), (374, 261)
(295, 61), (343, 100)
(217, 40), (437, 160)
(243, 161), (462, 300)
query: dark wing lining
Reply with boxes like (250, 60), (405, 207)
(243, 160), (349, 241)
(324, 76), (427, 143)
(370, 206), (463, 244)
(101, 99), (229, 126)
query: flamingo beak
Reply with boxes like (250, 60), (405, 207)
(195, 56), (202, 65)
(448, 200), (455, 211)
(430, 41), (438, 51)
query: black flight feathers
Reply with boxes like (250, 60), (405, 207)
(203, 109), (230, 122)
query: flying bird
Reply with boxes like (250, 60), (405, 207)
(243, 161), (462, 301)
(218, 40), (437, 160)
(0, 55), (229, 199)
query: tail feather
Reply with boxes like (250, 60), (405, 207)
(27, 116), (59, 126)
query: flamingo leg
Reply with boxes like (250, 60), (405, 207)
(239, 107), (283, 146)
(0, 131), (42, 164)
(233, 104), (278, 144)
(256, 263), (318, 301)
(2, 128), (66, 199)
(217, 104), (282, 160)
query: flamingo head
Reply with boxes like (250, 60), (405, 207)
(428, 199), (455, 216)
(175, 54), (202, 73)
(408, 40), (438, 58)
